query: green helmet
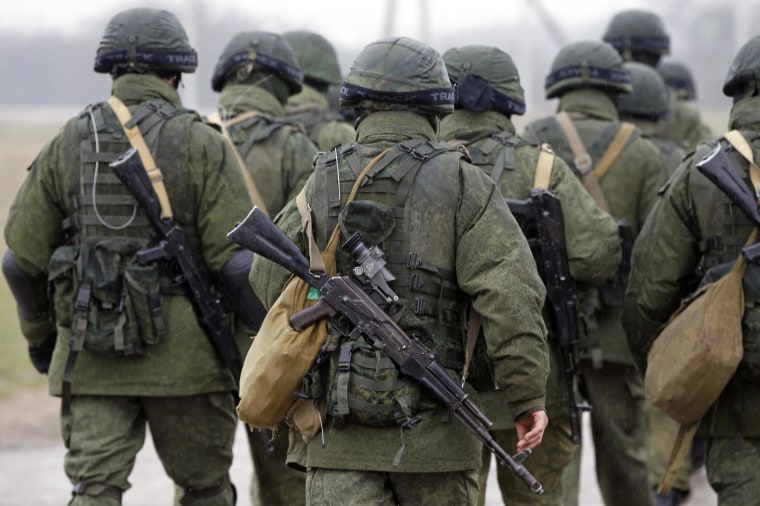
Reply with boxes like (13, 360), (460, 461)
(618, 62), (670, 120)
(545, 40), (632, 99)
(283, 30), (342, 86)
(94, 8), (197, 75)
(211, 31), (303, 94)
(723, 35), (760, 98)
(339, 36), (454, 116)
(442, 45), (525, 116)
(657, 60), (697, 100)
(602, 9), (670, 58)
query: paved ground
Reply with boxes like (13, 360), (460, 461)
(0, 388), (717, 505)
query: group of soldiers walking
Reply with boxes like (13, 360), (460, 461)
(3, 4), (759, 506)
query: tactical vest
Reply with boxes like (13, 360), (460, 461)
(309, 140), (469, 427)
(458, 131), (530, 184)
(49, 99), (198, 359)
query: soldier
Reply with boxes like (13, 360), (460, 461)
(623, 35), (760, 506)
(1, 7), (255, 505)
(438, 44), (621, 506)
(657, 58), (714, 150)
(250, 36), (550, 505)
(210, 30), (319, 506)
(617, 60), (695, 506)
(522, 40), (666, 506)
(283, 30), (355, 151)
(602, 9), (711, 150)
(618, 61), (686, 176)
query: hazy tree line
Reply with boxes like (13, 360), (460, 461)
(0, 0), (750, 118)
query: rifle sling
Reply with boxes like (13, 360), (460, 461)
(107, 96), (173, 220)
(594, 122), (635, 181)
(207, 112), (270, 217)
(533, 143), (555, 190)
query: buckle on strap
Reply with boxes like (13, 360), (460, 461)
(74, 279), (93, 313)
(574, 153), (593, 174)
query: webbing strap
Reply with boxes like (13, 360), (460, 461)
(594, 122), (635, 181)
(207, 112), (269, 216)
(533, 143), (555, 190)
(724, 130), (760, 252)
(107, 96), (173, 220)
(555, 112), (611, 212)
(296, 190), (326, 274)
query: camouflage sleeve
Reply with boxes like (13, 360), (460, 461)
(622, 159), (700, 372)
(249, 175), (314, 308)
(190, 123), (254, 273)
(455, 161), (549, 418)
(282, 132), (318, 205)
(548, 155), (621, 286)
(4, 132), (67, 345)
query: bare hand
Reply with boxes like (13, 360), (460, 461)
(515, 410), (548, 452)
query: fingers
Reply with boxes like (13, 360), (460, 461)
(515, 411), (549, 452)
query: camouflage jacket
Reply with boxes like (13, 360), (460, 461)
(664, 94), (714, 151)
(4, 74), (253, 396)
(623, 96), (760, 437)
(523, 89), (667, 365)
(250, 110), (549, 472)
(217, 84), (317, 218)
(440, 110), (621, 425)
(284, 83), (355, 151)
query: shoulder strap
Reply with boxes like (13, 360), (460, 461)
(107, 96), (173, 219)
(555, 112), (610, 212)
(296, 148), (392, 276)
(724, 130), (760, 249)
(207, 112), (270, 217)
(533, 143), (555, 190)
(594, 122), (636, 181)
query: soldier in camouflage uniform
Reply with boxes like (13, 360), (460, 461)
(523, 40), (666, 506)
(657, 59), (714, 151)
(623, 35), (760, 506)
(617, 60), (695, 506)
(283, 30), (355, 151)
(250, 36), (550, 506)
(1, 8), (256, 505)
(439, 44), (621, 506)
(210, 30), (318, 506)
(602, 9), (711, 151)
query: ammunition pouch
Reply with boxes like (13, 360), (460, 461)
(48, 237), (168, 356)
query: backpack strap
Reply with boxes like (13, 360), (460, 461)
(594, 122), (636, 182)
(207, 112), (270, 217)
(533, 143), (555, 190)
(107, 96), (173, 220)
(555, 112), (610, 212)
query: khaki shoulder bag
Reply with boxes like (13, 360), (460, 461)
(237, 149), (390, 431)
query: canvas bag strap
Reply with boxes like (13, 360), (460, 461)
(555, 112), (611, 212)
(533, 143), (555, 190)
(107, 96), (173, 219)
(594, 122), (636, 182)
(297, 148), (392, 276)
(207, 112), (270, 217)
(724, 130), (760, 250)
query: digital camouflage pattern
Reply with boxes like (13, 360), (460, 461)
(602, 9), (670, 60)
(544, 40), (632, 100)
(439, 45), (620, 506)
(283, 30), (342, 86)
(524, 57), (665, 505)
(285, 83), (355, 151)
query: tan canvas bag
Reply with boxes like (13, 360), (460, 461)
(237, 149), (389, 430)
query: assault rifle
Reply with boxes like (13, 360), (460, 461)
(697, 142), (760, 262)
(227, 207), (545, 495)
(109, 148), (243, 386)
(507, 189), (590, 445)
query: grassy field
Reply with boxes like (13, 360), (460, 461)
(0, 106), (731, 399)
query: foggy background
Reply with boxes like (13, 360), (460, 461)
(0, 0), (757, 125)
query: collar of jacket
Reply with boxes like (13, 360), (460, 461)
(356, 111), (438, 145)
(439, 110), (514, 142)
(728, 95), (760, 132)
(217, 83), (285, 119)
(285, 83), (328, 110)
(557, 88), (619, 122)
(111, 73), (182, 107)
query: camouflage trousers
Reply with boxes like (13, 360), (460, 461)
(305, 467), (480, 505)
(562, 361), (653, 506)
(249, 419), (306, 506)
(62, 393), (237, 506)
(476, 416), (576, 506)
(705, 435), (760, 505)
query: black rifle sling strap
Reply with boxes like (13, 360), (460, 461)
(658, 130), (760, 495)
(207, 111), (270, 217)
